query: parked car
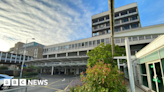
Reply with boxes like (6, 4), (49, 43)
(0, 74), (13, 90)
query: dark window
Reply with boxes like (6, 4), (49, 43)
(69, 45), (71, 49)
(0, 76), (5, 79)
(121, 38), (125, 43)
(93, 19), (98, 23)
(75, 44), (77, 48)
(131, 24), (139, 28)
(115, 13), (119, 17)
(121, 11), (127, 15)
(128, 37), (132, 41)
(93, 41), (96, 45)
(115, 20), (120, 24)
(99, 17), (104, 21)
(122, 25), (130, 30)
(106, 22), (110, 26)
(130, 16), (137, 21)
(115, 28), (121, 32)
(97, 40), (100, 44)
(115, 38), (120, 43)
(78, 43), (81, 47)
(129, 9), (136, 13)
(72, 44), (74, 48)
(139, 36), (144, 40)
(85, 42), (88, 47)
(82, 43), (84, 46)
(122, 18), (129, 23)
(146, 35), (151, 39)
(106, 38), (109, 44)
(152, 35), (158, 38)
(102, 31), (105, 34)
(101, 39), (104, 43)
(106, 16), (109, 20)
(133, 36), (138, 41)
(89, 41), (92, 45)
(94, 26), (98, 29)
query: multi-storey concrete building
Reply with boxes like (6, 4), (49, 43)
(92, 3), (140, 37)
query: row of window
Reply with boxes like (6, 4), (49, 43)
(93, 8), (137, 23)
(44, 35), (158, 53)
(93, 23), (139, 36)
(93, 16), (138, 30)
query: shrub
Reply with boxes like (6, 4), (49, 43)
(0, 66), (8, 70)
(73, 61), (127, 92)
(23, 72), (38, 77)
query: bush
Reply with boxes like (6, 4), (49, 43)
(73, 61), (127, 92)
(0, 66), (8, 70)
(23, 72), (38, 77)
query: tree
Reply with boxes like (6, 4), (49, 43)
(87, 43), (125, 67)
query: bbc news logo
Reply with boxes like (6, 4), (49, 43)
(4, 79), (48, 86)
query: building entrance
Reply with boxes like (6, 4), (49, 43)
(147, 60), (164, 92)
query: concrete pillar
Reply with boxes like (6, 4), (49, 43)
(65, 67), (66, 74)
(125, 37), (135, 92)
(47, 55), (49, 59)
(56, 54), (57, 58)
(15, 54), (17, 63)
(117, 59), (120, 69)
(0, 52), (2, 61)
(19, 55), (21, 63)
(5, 53), (8, 62)
(66, 53), (68, 57)
(77, 52), (79, 56)
(51, 66), (54, 75)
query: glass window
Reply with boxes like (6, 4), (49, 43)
(94, 26), (98, 29)
(69, 45), (71, 49)
(75, 44), (77, 48)
(139, 36), (144, 40)
(93, 32), (99, 36)
(131, 24), (139, 28)
(106, 38), (109, 44)
(130, 16), (137, 21)
(140, 63), (146, 74)
(99, 24), (104, 28)
(146, 51), (159, 62)
(122, 18), (129, 23)
(89, 41), (92, 46)
(106, 16), (109, 20)
(129, 9), (136, 13)
(115, 13), (119, 17)
(128, 37), (132, 41)
(152, 35), (158, 39)
(122, 25), (130, 30)
(106, 22), (110, 26)
(101, 39), (104, 43)
(99, 17), (104, 21)
(58, 46), (61, 50)
(93, 40), (96, 45)
(63, 46), (65, 50)
(121, 11), (127, 15)
(56, 47), (58, 50)
(78, 43), (81, 47)
(145, 35), (151, 39)
(93, 19), (98, 23)
(85, 42), (88, 47)
(107, 30), (111, 33)
(115, 38), (120, 43)
(115, 27), (121, 32)
(72, 44), (74, 48)
(66, 45), (69, 49)
(121, 38), (125, 43)
(102, 30), (105, 34)
(82, 43), (84, 46)
(133, 36), (138, 41)
(97, 40), (100, 44)
(115, 20), (120, 24)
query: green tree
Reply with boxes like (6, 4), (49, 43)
(87, 43), (125, 67)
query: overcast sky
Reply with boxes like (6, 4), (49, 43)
(0, 0), (164, 51)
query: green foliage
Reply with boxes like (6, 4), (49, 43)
(87, 43), (125, 67)
(23, 72), (38, 77)
(0, 66), (8, 70)
(73, 61), (127, 92)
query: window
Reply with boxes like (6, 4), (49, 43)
(54, 47), (56, 51)
(122, 25), (130, 30)
(128, 37), (132, 41)
(106, 16), (109, 20)
(152, 35), (158, 38)
(93, 19), (98, 23)
(115, 13), (119, 17)
(106, 38), (109, 44)
(107, 30), (111, 33)
(133, 36), (138, 41)
(145, 35), (151, 39)
(97, 40), (100, 44)
(121, 11), (127, 15)
(106, 22), (110, 26)
(69, 45), (71, 49)
(102, 31), (105, 34)
(78, 43), (81, 47)
(85, 42), (88, 47)
(89, 41), (92, 46)
(75, 44), (77, 48)
(131, 24), (139, 28)
(99, 17), (104, 21)
(99, 24), (104, 28)
(0, 76), (5, 79)
(82, 43), (84, 46)
(56, 47), (58, 50)
(115, 27), (121, 32)
(130, 16), (137, 21)
(121, 38), (125, 43)
(63, 46), (65, 50)
(115, 38), (120, 43)
(72, 44), (74, 48)
(129, 9), (136, 13)
(139, 36), (144, 40)
(122, 18), (129, 23)
(115, 20), (120, 24)
(58, 46), (61, 50)
(93, 41), (96, 45)
(93, 32), (99, 36)
(94, 26), (98, 29)
(101, 39), (104, 43)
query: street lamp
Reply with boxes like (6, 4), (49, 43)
(20, 38), (35, 78)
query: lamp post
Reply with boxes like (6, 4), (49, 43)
(20, 38), (35, 78)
